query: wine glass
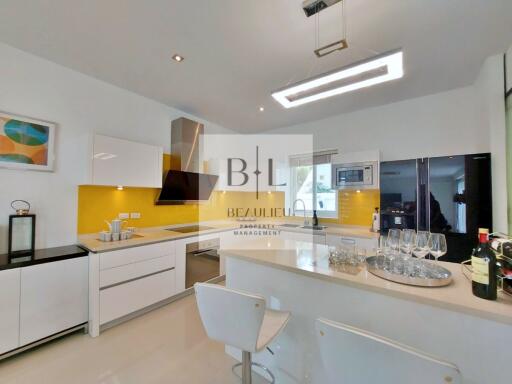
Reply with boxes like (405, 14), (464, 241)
(387, 229), (401, 252)
(386, 229), (401, 271)
(399, 229), (416, 275)
(413, 231), (430, 275)
(400, 229), (416, 255)
(428, 233), (447, 263)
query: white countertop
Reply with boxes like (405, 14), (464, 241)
(221, 237), (512, 325)
(78, 220), (378, 253)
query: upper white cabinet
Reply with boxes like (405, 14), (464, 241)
(0, 268), (21, 355)
(85, 134), (163, 188)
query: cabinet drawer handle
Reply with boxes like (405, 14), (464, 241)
(100, 267), (174, 290)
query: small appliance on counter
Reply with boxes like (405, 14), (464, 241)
(98, 219), (134, 242)
(8, 200), (35, 257)
(371, 207), (380, 233)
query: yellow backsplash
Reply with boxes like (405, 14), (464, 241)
(77, 187), (286, 234)
(321, 189), (380, 227)
(78, 154), (379, 233)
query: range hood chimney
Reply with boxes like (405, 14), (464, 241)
(170, 117), (203, 173)
(156, 118), (218, 205)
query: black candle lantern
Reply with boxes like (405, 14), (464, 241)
(8, 200), (35, 257)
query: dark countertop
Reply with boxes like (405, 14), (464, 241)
(0, 245), (88, 271)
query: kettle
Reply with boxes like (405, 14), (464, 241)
(105, 219), (124, 234)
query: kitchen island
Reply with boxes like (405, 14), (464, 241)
(221, 238), (512, 384)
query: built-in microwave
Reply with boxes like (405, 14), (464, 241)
(332, 161), (378, 189)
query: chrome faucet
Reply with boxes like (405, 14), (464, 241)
(292, 199), (308, 226)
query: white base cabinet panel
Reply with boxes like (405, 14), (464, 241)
(19, 258), (88, 346)
(0, 269), (21, 354)
(326, 234), (378, 250)
(280, 230), (326, 245)
(100, 269), (175, 324)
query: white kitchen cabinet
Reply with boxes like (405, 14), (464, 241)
(280, 229), (326, 245)
(89, 241), (177, 335)
(0, 268), (21, 354)
(326, 234), (378, 250)
(174, 238), (187, 294)
(100, 269), (175, 324)
(85, 134), (163, 188)
(19, 257), (88, 346)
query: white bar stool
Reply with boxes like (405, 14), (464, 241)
(195, 283), (290, 384)
(316, 318), (462, 384)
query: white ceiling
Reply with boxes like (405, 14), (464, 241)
(0, 0), (511, 133)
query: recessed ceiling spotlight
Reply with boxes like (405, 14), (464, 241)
(172, 54), (184, 63)
(259, 106), (265, 112)
(272, 49), (403, 108)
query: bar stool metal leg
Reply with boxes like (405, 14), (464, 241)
(232, 353), (276, 384)
(242, 351), (252, 384)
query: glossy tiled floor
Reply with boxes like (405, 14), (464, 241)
(0, 294), (267, 384)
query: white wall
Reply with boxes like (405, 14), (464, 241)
(474, 53), (507, 233)
(268, 86), (487, 162)
(0, 43), (233, 253)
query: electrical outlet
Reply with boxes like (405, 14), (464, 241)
(130, 212), (141, 219)
(118, 213), (129, 219)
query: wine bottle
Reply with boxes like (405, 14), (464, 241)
(471, 228), (497, 300)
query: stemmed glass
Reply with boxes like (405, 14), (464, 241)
(413, 231), (431, 276)
(400, 229), (416, 275)
(386, 229), (401, 271)
(428, 233), (447, 263)
(400, 229), (416, 255)
(387, 229), (401, 252)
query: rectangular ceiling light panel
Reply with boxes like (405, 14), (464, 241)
(272, 49), (403, 108)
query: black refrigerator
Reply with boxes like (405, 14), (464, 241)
(380, 153), (492, 263)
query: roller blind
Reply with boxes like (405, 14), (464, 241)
(289, 149), (338, 167)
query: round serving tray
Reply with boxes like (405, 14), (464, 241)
(366, 256), (453, 287)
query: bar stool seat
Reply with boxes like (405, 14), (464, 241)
(256, 309), (290, 351)
(195, 283), (290, 384)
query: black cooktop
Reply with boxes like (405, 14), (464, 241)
(166, 225), (214, 233)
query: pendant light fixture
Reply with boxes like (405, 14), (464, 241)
(272, 49), (403, 108)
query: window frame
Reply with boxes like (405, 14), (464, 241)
(289, 151), (338, 219)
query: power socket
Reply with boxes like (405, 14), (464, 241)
(118, 213), (129, 219)
(130, 212), (141, 219)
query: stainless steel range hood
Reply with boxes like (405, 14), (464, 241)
(156, 118), (218, 205)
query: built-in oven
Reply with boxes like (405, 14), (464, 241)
(332, 161), (378, 189)
(185, 238), (221, 289)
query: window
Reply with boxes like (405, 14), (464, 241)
(289, 151), (338, 219)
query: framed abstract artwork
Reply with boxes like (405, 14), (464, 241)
(0, 112), (56, 171)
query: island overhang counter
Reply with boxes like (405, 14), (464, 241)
(221, 238), (512, 384)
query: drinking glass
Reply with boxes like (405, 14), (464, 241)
(387, 229), (401, 252)
(428, 233), (447, 263)
(400, 229), (416, 255)
(386, 229), (401, 272)
(356, 248), (367, 265)
(413, 231), (430, 276)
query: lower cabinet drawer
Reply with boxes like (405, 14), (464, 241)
(100, 241), (175, 270)
(99, 254), (175, 288)
(100, 269), (175, 324)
